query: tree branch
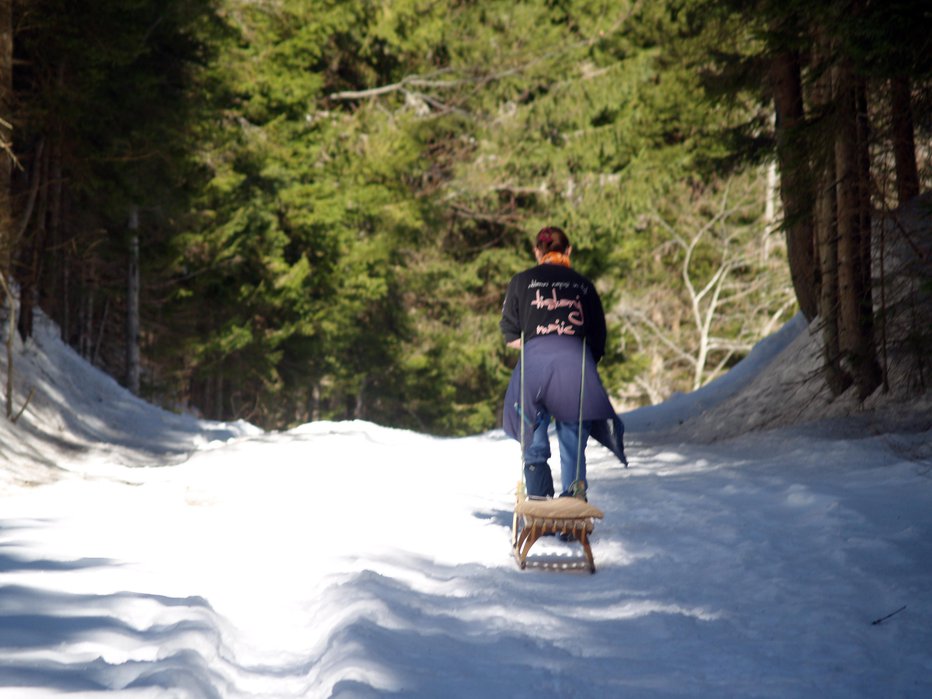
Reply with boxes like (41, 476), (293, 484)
(328, 3), (642, 106)
(620, 307), (697, 368)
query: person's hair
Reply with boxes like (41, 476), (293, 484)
(535, 226), (570, 254)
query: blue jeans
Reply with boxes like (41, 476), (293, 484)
(523, 411), (591, 497)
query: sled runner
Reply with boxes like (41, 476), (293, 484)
(512, 488), (604, 573)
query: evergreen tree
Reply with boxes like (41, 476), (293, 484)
(6, 0), (837, 433)
(11, 0), (220, 382)
(682, 0), (931, 400)
(154, 0), (795, 430)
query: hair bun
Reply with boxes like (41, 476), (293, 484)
(535, 226), (569, 253)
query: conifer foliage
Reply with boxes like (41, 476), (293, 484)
(1, 0), (928, 432)
(7, 0), (217, 375)
(689, 0), (931, 399)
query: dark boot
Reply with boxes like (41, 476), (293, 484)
(524, 462), (555, 498)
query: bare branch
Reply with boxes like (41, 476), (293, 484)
(626, 171), (796, 398)
(11, 386), (34, 423)
(620, 306), (697, 368)
(328, 3), (642, 107)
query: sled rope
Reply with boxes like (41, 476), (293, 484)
(519, 331), (526, 488)
(574, 336), (586, 491)
(512, 333), (527, 548)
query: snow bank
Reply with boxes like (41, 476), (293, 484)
(0, 308), (258, 491)
(621, 313), (809, 435)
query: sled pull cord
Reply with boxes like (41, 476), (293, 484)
(512, 332), (527, 548)
(575, 336), (586, 486)
(519, 331), (524, 471)
(518, 331), (526, 492)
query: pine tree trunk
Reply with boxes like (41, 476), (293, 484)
(80, 288), (93, 359)
(126, 207), (140, 394)
(856, 77), (881, 393)
(354, 376), (367, 419)
(0, 0), (12, 419)
(61, 220), (71, 342)
(833, 68), (856, 339)
(770, 50), (818, 320)
(815, 162), (850, 396)
(46, 67), (65, 329)
(833, 61), (880, 399)
(17, 140), (50, 341)
(0, 0), (11, 289)
(890, 76), (920, 206)
(0, 271), (12, 419)
(855, 79), (872, 298)
(812, 37), (851, 396)
(215, 374), (223, 418)
(310, 382), (321, 421)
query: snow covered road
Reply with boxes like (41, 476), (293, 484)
(2, 312), (931, 697)
(2, 419), (931, 698)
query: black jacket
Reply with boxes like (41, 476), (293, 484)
(500, 263), (606, 362)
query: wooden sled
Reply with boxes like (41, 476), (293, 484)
(512, 486), (604, 574)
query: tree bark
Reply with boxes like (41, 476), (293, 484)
(17, 140), (49, 341)
(855, 78), (872, 297)
(0, 268), (13, 419)
(126, 207), (140, 393)
(80, 287), (93, 359)
(815, 163), (850, 396)
(770, 50), (818, 321)
(0, 0), (12, 419)
(0, 0), (12, 284)
(833, 60), (880, 399)
(45, 65), (65, 327)
(856, 77), (881, 394)
(812, 37), (851, 396)
(890, 76), (920, 206)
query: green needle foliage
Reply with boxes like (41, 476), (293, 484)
(20, 0), (927, 434)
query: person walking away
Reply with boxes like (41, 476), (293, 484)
(500, 226), (627, 500)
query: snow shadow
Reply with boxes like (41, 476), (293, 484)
(0, 582), (230, 695)
(0, 520), (231, 695)
(294, 555), (726, 698)
(471, 505), (512, 530)
(0, 551), (112, 575)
